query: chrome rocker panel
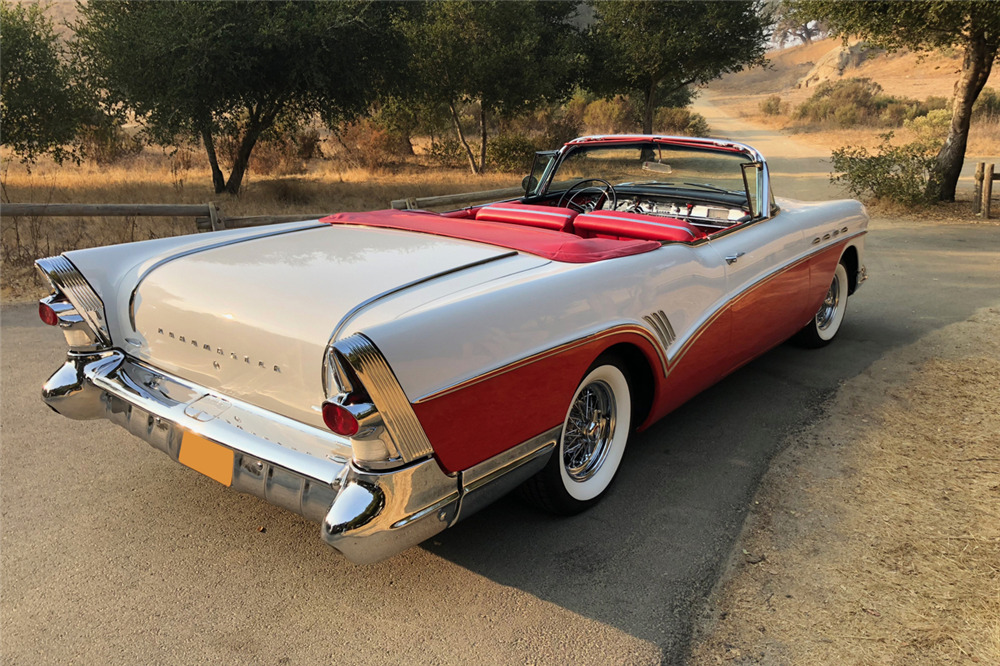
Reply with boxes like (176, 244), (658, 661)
(41, 351), (556, 564)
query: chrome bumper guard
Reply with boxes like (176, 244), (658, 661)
(42, 351), (557, 564)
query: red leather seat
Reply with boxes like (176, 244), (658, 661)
(475, 203), (578, 233)
(573, 211), (705, 242)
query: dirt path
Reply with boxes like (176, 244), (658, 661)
(692, 91), (842, 201)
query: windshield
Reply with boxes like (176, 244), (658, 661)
(548, 143), (752, 199)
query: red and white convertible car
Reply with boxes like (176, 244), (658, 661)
(37, 135), (867, 563)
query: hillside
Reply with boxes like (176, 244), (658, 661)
(708, 38), (1000, 156)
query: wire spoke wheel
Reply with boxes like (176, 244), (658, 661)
(562, 381), (616, 482)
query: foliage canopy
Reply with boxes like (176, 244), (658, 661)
(1, 1), (90, 166)
(401, 0), (582, 173)
(587, 0), (770, 134)
(74, 1), (402, 194)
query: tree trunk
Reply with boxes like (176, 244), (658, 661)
(200, 127), (226, 194)
(643, 81), (657, 135)
(224, 104), (279, 195)
(449, 101), (479, 174)
(224, 126), (262, 195)
(932, 29), (997, 201)
(479, 105), (488, 174)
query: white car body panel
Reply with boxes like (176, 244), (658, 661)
(127, 225), (526, 427)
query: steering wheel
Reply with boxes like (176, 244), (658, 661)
(556, 178), (618, 213)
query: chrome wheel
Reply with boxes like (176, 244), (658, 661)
(563, 379), (617, 482)
(792, 261), (849, 348)
(816, 270), (841, 332)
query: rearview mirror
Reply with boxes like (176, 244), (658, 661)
(641, 161), (672, 174)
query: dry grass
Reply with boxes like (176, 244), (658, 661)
(0, 148), (521, 301)
(690, 305), (1000, 666)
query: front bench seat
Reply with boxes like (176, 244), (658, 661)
(573, 210), (706, 242)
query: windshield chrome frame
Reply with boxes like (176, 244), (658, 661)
(539, 135), (771, 221)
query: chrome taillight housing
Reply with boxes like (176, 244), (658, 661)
(322, 334), (434, 471)
(35, 256), (110, 351)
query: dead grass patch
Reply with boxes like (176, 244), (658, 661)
(1, 149), (521, 302)
(690, 305), (1000, 665)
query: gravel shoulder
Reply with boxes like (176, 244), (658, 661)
(690, 304), (1000, 665)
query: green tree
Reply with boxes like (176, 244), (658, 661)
(403, 1), (582, 174)
(0, 1), (90, 165)
(771, 1), (826, 46)
(587, 1), (770, 135)
(74, 1), (400, 195)
(795, 1), (1000, 201)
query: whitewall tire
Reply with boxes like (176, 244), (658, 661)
(521, 356), (632, 514)
(794, 261), (849, 348)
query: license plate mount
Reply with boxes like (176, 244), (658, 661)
(179, 432), (234, 486)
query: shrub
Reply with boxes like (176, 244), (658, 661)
(295, 128), (323, 160)
(427, 137), (466, 168)
(487, 133), (538, 173)
(973, 87), (1000, 120)
(904, 108), (951, 143)
(796, 78), (884, 124)
(333, 119), (408, 170)
(583, 97), (638, 134)
(795, 78), (935, 129)
(759, 95), (786, 116)
(654, 107), (711, 136)
(830, 132), (937, 205)
(217, 133), (305, 176)
(78, 122), (144, 165)
(925, 96), (950, 112)
(251, 138), (307, 175)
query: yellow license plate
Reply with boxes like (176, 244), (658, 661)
(179, 432), (234, 486)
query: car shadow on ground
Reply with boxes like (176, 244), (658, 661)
(422, 222), (1000, 662)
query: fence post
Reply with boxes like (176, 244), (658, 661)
(974, 162), (984, 215)
(208, 202), (221, 231)
(983, 164), (994, 220)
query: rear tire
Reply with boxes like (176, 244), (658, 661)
(520, 355), (632, 515)
(793, 262), (849, 348)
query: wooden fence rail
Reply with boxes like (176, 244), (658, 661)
(390, 186), (523, 211)
(2, 186), (522, 233)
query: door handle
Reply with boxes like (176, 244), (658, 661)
(725, 252), (745, 265)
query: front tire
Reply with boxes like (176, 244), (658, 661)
(793, 261), (849, 348)
(521, 356), (632, 514)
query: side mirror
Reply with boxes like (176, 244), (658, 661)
(522, 175), (538, 195)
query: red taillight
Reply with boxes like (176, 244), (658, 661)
(39, 301), (59, 326)
(322, 401), (359, 437)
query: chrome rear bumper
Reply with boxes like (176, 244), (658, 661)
(41, 351), (464, 564)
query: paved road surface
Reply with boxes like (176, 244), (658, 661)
(3, 110), (999, 665)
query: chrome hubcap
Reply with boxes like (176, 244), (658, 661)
(816, 273), (841, 331)
(563, 380), (616, 481)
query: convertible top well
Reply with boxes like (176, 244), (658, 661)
(321, 208), (671, 263)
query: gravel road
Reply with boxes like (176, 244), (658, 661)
(3, 115), (999, 665)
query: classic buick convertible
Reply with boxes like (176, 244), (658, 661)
(37, 135), (867, 563)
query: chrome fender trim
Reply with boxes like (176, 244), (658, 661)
(456, 426), (559, 520)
